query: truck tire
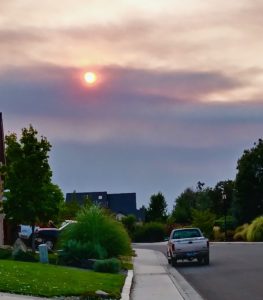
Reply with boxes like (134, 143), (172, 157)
(167, 251), (172, 264)
(204, 254), (209, 265)
(197, 257), (203, 264)
(171, 257), (177, 267)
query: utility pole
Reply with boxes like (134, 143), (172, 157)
(222, 192), (227, 241)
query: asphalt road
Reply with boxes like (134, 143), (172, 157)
(133, 242), (263, 300)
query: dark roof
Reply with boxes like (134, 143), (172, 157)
(65, 191), (144, 220)
(66, 191), (108, 207)
(108, 193), (137, 215)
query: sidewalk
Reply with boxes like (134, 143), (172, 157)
(131, 248), (184, 300)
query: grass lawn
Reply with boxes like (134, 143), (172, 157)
(0, 259), (125, 298)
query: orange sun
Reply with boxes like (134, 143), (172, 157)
(84, 72), (97, 85)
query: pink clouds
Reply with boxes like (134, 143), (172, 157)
(1, 0), (263, 208)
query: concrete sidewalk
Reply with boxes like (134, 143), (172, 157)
(131, 248), (184, 300)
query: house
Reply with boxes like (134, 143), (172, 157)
(65, 191), (145, 221)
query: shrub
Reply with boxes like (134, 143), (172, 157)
(58, 240), (107, 266)
(59, 205), (131, 262)
(213, 226), (235, 241)
(121, 214), (136, 239)
(247, 216), (263, 242)
(191, 209), (216, 238)
(0, 248), (12, 259)
(12, 250), (37, 262)
(233, 223), (249, 241)
(133, 222), (165, 242)
(214, 215), (237, 230)
(213, 226), (224, 241)
(93, 258), (121, 274)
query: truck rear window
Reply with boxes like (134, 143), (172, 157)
(172, 229), (201, 239)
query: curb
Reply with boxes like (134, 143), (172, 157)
(155, 251), (204, 300)
(120, 270), (133, 300)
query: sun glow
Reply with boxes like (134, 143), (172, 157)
(84, 72), (97, 85)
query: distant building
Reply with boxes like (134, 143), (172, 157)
(66, 191), (145, 221)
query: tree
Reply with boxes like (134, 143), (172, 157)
(146, 192), (167, 223)
(1, 125), (63, 247)
(171, 188), (196, 223)
(59, 190), (81, 222)
(191, 209), (216, 238)
(43, 183), (65, 224)
(121, 214), (136, 238)
(234, 139), (263, 224)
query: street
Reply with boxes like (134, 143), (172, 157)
(133, 242), (263, 300)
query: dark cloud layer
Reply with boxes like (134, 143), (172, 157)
(0, 64), (243, 114)
(1, 65), (263, 209)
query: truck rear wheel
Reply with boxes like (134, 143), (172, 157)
(204, 254), (209, 265)
(167, 251), (172, 264)
(171, 257), (177, 267)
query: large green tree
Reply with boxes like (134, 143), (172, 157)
(146, 192), (167, 222)
(234, 139), (263, 224)
(171, 188), (196, 223)
(1, 125), (63, 240)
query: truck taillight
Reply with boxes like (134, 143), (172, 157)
(207, 241), (209, 248)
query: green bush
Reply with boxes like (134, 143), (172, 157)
(233, 223), (249, 241)
(58, 239), (107, 265)
(133, 222), (165, 242)
(121, 214), (136, 239)
(59, 205), (131, 262)
(247, 216), (263, 242)
(214, 215), (237, 230)
(191, 209), (216, 238)
(93, 258), (121, 274)
(0, 248), (12, 259)
(12, 250), (37, 262)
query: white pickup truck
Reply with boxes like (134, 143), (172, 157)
(167, 227), (209, 266)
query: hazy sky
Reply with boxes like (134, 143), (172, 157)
(1, 0), (263, 211)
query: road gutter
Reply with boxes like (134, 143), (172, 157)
(156, 251), (204, 300)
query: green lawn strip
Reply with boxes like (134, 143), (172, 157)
(0, 260), (125, 298)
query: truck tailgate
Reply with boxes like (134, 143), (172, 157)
(172, 237), (207, 252)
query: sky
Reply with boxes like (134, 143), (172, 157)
(1, 0), (263, 211)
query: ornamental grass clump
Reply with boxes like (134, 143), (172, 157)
(233, 223), (249, 241)
(247, 216), (263, 242)
(93, 258), (121, 274)
(59, 205), (131, 264)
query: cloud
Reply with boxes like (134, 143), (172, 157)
(0, 63), (242, 110)
(1, 63), (262, 152)
(1, 0), (263, 73)
(1, 0), (263, 208)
